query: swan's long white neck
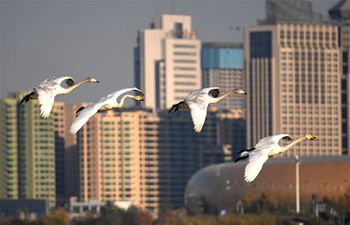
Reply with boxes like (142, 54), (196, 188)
(63, 79), (91, 94)
(116, 95), (136, 107)
(209, 91), (233, 104)
(280, 137), (306, 153)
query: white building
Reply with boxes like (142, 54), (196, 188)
(135, 14), (201, 111)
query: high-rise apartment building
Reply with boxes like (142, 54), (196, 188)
(78, 109), (161, 213)
(135, 14), (201, 110)
(77, 107), (240, 214)
(202, 42), (245, 112)
(0, 93), (56, 206)
(328, 0), (350, 154)
(245, 24), (342, 156)
(0, 95), (20, 199)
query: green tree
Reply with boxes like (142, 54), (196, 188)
(73, 205), (153, 225)
(242, 191), (291, 214)
(38, 209), (71, 225)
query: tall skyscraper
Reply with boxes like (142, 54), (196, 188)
(135, 14), (201, 111)
(328, 0), (350, 154)
(245, 23), (342, 156)
(0, 93), (56, 206)
(202, 42), (245, 112)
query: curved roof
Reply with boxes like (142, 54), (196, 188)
(185, 156), (350, 214)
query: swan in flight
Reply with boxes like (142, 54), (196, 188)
(70, 87), (144, 134)
(235, 134), (318, 182)
(168, 87), (247, 132)
(19, 76), (99, 118)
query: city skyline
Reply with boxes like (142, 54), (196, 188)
(0, 0), (349, 220)
(1, 0), (335, 104)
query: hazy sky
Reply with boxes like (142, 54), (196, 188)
(0, 0), (335, 104)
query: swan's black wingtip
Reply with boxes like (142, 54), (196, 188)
(233, 155), (249, 163)
(19, 92), (35, 105)
(168, 105), (176, 113)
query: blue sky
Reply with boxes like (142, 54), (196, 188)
(0, 0), (335, 103)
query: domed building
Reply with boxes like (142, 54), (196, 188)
(185, 156), (350, 214)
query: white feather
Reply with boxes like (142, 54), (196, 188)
(184, 87), (218, 132)
(70, 103), (104, 134)
(70, 88), (142, 134)
(37, 89), (55, 118)
(25, 76), (75, 118)
(244, 147), (270, 182)
(188, 102), (208, 133)
(242, 134), (291, 182)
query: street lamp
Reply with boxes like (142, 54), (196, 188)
(295, 155), (300, 214)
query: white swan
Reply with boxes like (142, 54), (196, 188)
(69, 87), (144, 134)
(235, 134), (318, 182)
(19, 76), (99, 118)
(168, 87), (247, 132)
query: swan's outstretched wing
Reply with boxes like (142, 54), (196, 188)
(255, 134), (290, 148)
(39, 76), (73, 87)
(186, 91), (209, 133)
(108, 87), (144, 103)
(244, 147), (270, 182)
(188, 103), (208, 132)
(51, 76), (74, 85)
(185, 89), (201, 99)
(70, 98), (110, 134)
(36, 87), (56, 118)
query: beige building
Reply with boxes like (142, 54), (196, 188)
(77, 109), (161, 213)
(76, 107), (242, 214)
(135, 14), (201, 110)
(245, 24), (342, 156)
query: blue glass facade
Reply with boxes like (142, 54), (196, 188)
(201, 48), (243, 69)
(250, 31), (272, 58)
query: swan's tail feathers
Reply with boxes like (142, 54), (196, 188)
(234, 153), (249, 163)
(237, 148), (255, 155)
(19, 91), (35, 105)
(234, 148), (254, 163)
(168, 101), (184, 113)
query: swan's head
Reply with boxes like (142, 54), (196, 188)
(305, 134), (318, 141)
(135, 95), (144, 101)
(85, 76), (99, 83)
(233, 88), (247, 95)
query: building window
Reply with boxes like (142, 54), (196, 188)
(174, 22), (183, 38)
